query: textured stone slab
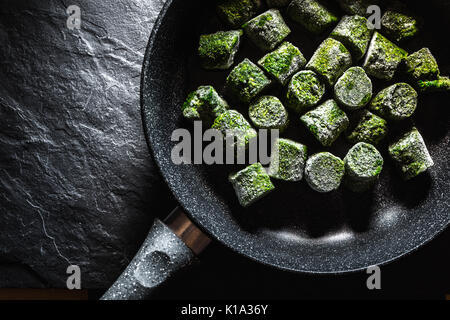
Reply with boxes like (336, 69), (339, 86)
(0, 0), (170, 288)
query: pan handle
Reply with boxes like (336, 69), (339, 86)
(101, 208), (210, 300)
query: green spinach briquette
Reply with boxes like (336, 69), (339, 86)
(226, 58), (271, 104)
(229, 162), (275, 207)
(369, 83), (418, 121)
(417, 76), (450, 93)
(248, 96), (289, 131)
(300, 99), (349, 147)
(268, 138), (308, 182)
(286, 70), (326, 114)
(347, 110), (388, 145)
(344, 142), (384, 192)
(334, 66), (372, 110)
(305, 152), (345, 193)
(403, 48), (440, 82)
(338, 0), (376, 16)
(306, 38), (352, 87)
(330, 15), (373, 61)
(243, 9), (291, 52)
(182, 1), (443, 203)
(363, 32), (408, 81)
(258, 41), (306, 85)
(381, 10), (418, 43)
(212, 110), (257, 150)
(182, 86), (229, 126)
(216, 0), (262, 28)
(198, 30), (243, 70)
(389, 128), (434, 180)
(287, 0), (338, 34)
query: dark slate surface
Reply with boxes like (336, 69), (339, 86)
(0, 0), (448, 298)
(0, 0), (173, 288)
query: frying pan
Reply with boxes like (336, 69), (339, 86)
(102, 0), (449, 299)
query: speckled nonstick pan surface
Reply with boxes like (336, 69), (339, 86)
(141, 0), (449, 273)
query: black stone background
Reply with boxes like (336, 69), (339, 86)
(0, 0), (448, 299)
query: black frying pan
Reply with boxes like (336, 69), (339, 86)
(102, 0), (449, 299)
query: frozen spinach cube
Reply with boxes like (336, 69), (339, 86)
(268, 138), (308, 182)
(334, 67), (372, 110)
(306, 38), (352, 87)
(286, 70), (326, 114)
(287, 0), (338, 34)
(363, 32), (408, 81)
(217, 0), (262, 28)
(212, 110), (257, 149)
(338, 0), (375, 16)
(249, 96), (289, 131)
(369, 83), (417, 121)
(266, 0), (290, 7)
(300, 99), (349, 147)
(381, 10), (418, 43)
(305, 152), (345, 193)
(347, 110), (388, 145)
(389, 128), (434, 180)
(417, 76), (450, 93)
(229, 162), (275, 207)
(243, 9), (291, 52)
(182, 86), (229, 126)
(198, 30), (243, 70)
(344, 142), (384, 192)
(258, 42), (306, 85)
(226, 58), (271, 104)
(403, 48), (440, 82)
(330, 15), (373, 60)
